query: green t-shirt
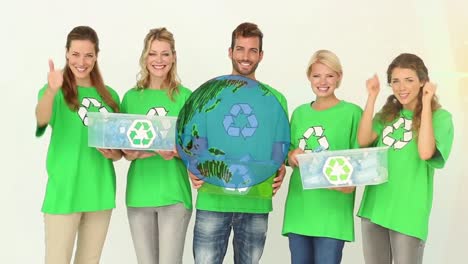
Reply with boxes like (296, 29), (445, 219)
(36, 85), (120, 214)
(282, 101), (362, 241)
(358, 109), (454, 241)
(121, 86), (193, 209)
(195, 83), (288, 213)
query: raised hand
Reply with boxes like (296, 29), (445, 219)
(47, 59), (63, 92)
(422, 82), (436, 106)
(366, 74), (380, 99)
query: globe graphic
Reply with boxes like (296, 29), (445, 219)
(176, 75), (290, 188)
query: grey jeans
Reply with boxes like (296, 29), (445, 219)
(128, 203), (192, 264)
(361, 218), (425, 264)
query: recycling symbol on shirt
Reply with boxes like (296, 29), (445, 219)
(78, 97), (109, 126)
(382, 117), (413, 150)
(322, 156), (353, 185)
(127, 120), (156, 148)
(223, 104), (258, 138)
(147, 107), (168, 117)
(298, 126), (329, 152)
(146, 107), (173, 138)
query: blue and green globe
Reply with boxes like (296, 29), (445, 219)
(176, 75), (290, 188)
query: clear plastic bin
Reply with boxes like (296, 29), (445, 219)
(296, 147), (388, 189)
(87, 112), (177, 151)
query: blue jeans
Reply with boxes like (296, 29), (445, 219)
(288, 233), (345, 264)
(193, 210), (268, 264)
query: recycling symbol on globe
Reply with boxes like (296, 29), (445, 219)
(298, 126), (329, 152)
(127, 120), (156, 148)
(382, 117), (413, 150)
(78, 97), (109, 126)
(322, 156), (353, 185)
(223, 104), (258, 138)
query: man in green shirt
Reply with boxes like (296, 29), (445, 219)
(190, 22), (288, 264)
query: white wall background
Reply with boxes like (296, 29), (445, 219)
(1, 0), (466, 263)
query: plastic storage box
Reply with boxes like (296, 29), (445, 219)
(87, 112), (177, 151)
(296, 147), (388, 189)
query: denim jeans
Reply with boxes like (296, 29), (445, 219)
(193, 210), (268, 264)
(288, 233), (345, 264)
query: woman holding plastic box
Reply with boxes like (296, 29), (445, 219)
(357, 53), (454, 264)
(35, 26), (121, 264)
(120, 27), (192, 264)
(282, 50), (362, 264)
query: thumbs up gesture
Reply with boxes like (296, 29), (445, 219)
(47, 59), (63, 92)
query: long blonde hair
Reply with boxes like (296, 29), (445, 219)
(136, 27), (180, 100)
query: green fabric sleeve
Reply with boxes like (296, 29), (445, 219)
(35, 84), (52, 137)
(426, 109), (454, 169)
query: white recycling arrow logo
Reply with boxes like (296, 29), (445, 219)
(78, 97), (108, 126)
(382, 117), (413, 150)
(298, 126), (329, 152)
(146, 107), (171, 138)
